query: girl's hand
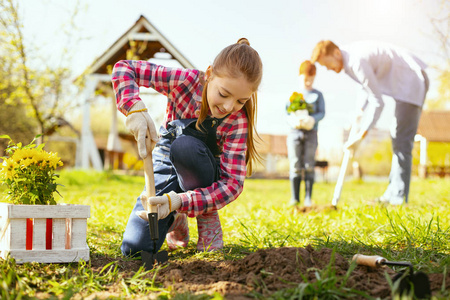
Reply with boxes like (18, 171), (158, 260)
(302, 116), (316, 130)
(126, 101), (158, 159)
(136, 191), (182, 220)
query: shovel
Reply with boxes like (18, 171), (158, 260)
(331, 121), (359, 207)
(331, 121), (365, 207)
(353, 254), (431, 299)
(141, 143), (169, 270)
(331, 148), (352, 207)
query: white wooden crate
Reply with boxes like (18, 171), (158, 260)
(0, 203), (90, 263)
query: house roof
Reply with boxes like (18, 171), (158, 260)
(417, 110), (450, 143)
(256, 134), (288, 156)
(87, 15), (194, 76)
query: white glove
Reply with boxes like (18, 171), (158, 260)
(287, 110), (309, 129)
(125, 102), (158, 159)
(343, 130), (367, 150)
(302, 116), (316, 130)
(136, 191), (182, 221)
(287, 113), (300, 128)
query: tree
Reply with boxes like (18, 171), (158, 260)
(426, 0), (450, 110)
(0, 0), (82, 144)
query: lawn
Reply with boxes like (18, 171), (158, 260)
(1, 170), (449, 299)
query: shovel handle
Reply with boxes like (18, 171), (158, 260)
(143, 138), (159, 242)
(143, 141), (156, 213)
(352, 254), (386, 268)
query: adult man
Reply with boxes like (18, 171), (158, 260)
(311, 40), (429, 205)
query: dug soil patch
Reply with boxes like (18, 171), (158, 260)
(157, 245), (393, 299)
(91, 245), (450, 299)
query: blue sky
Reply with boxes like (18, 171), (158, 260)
(20, 0), (445, 154)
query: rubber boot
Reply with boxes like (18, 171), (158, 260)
(196, 211), (223, 252)
(166, 212), (189, 251)
(304, 172), (314, 207)
(289, 175), (302, 206)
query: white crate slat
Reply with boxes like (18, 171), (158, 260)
(0, 203), (90, 263)
(65, 218), (72, 249)
(3, 204), (90, 219)
(52, 218), (66, 249)
(10, 219), (26, 249)
(71, 218), (88, 249)
(0, 219), (7, 250)
(7, 248), (90, 264)
(32, 219), (46, 250)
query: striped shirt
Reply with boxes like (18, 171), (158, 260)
(112, 60), (248, 217)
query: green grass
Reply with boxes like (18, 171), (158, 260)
(1, 170), (449, 299)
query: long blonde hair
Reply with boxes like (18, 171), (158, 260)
(196, 38), (263, 176)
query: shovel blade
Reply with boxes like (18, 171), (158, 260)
(393, 270), (431, 299)
(141, 250), (169, 270)
(411, 271), (431, 299)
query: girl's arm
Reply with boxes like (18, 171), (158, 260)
(111, 60), (196, 115)
(310, 92), (325, 123)
(177, 112), (248, 218)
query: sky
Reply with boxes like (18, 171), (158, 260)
(19, 0), (445, 156)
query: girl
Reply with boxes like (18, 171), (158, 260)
(112, 38), (263, 256)
(286, 60), (325, 207)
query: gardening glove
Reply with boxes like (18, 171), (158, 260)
(287, 112), (307, 129)
(302, 116), (315, 130)
(125, 101), (158, 159)
(136, 191), (182, 221)
(343, 130), (367, 151)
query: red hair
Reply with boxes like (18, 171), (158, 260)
(299, 60), (316, 76)
(311, 40), (340, 63)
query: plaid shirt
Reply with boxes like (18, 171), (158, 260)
(112, 60), (248, 217)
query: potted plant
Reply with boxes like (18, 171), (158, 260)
(286, 92), (316, 130)
(0, 135), (90, 263)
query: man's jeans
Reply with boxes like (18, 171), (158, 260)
(384, 101), (422, 204)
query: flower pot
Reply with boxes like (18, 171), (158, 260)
(0, 203), (90, 263)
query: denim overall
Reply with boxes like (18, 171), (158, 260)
(287, 129), (318, 204)
(121, 118), (222, 257)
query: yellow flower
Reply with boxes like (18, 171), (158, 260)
(46, 152), (62, 169)
(289, 92), (304, 103)
(1, 158), (17, 180)
(11, 149), (25, 163)
(21, 157), (37, 168)
(33, 151), (46, 165)
(289, 92), (298, 102)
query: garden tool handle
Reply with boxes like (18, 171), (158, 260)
(143, 155), (157, 212)
(143, 137), (158, 243)
(352, 254), (386, 268)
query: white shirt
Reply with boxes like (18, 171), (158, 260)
(341, 41), (427, 132)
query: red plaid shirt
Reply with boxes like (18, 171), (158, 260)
(112, 60), (248, 217)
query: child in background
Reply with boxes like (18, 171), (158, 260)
(112, 38), (263, 256)
(286, 60), (325, 207)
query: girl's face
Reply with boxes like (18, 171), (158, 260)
(206, 67), (254, 118)
(300, 74), (315, 89)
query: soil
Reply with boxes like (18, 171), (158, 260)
(89, 245), (450, 299)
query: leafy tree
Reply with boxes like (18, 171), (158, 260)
(426, 0), (450, 109)
(0, 0), (82, 144)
